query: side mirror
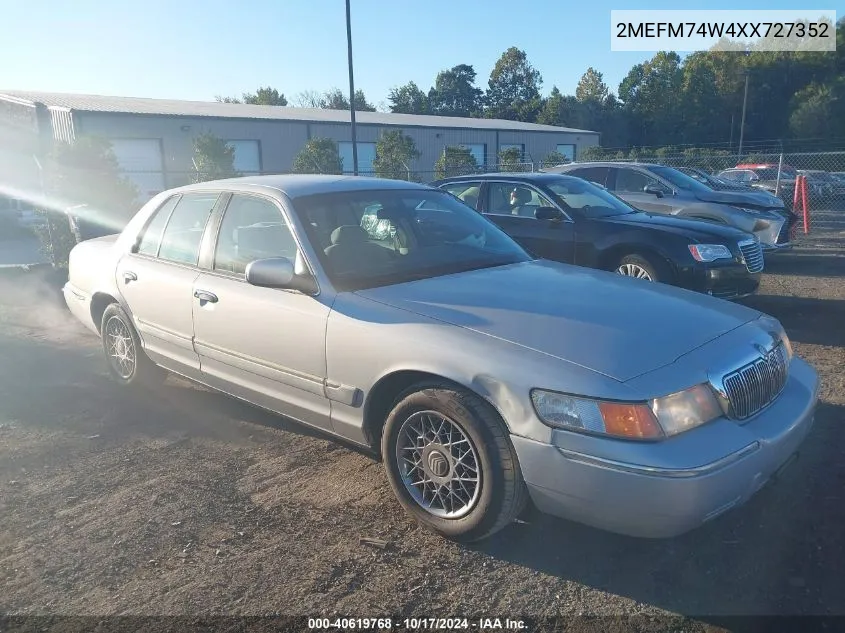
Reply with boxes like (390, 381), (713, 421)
(245, 257), (317, 294)
(643, 184), (665, 198)
(534, 206), (564, 221)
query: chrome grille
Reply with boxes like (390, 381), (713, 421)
(722, 343), (789, 420)
(739, 240), (764, 273)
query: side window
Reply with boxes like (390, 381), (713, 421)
(486, 183), (554, 218)
(614, 168), (657, 193)
(136, 196), (180, 256)
(157, 193), (219, 265)
(568, 166), (609, 187)
(214, 194), (298, 275)
(440, 182), (482, 210)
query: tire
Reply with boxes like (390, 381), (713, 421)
(100, 303), (164, 387)
(615, 253), (670, 283)
(381, 382), (527, 542)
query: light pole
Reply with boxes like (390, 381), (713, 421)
(738, 72), (749, 158)
(345, 0), (359, 176)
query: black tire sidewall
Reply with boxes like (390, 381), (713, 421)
(381, 386), (510, 541)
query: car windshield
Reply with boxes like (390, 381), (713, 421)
(545, 177), (636, 217)
(647, 165), (711, 192)
(293, 189), (531, 291)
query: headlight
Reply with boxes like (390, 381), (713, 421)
(531, 390), (663, 439)
(532, 385), (724, 439)
(688, 244), (732, 262)
(650, 384), (723, 436)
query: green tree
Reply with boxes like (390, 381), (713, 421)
(388, 81), (430, 114)
(575, 67), (609, 103)
(373, 130), (421, 180)
(192, 132), (239, 183)
(321, 88), (376, 112)
(292, 138), (343, 174)
(216, 86), (288, 106)
(485, 47), (543, 121)
(428, 65), (483, 117)
(618, 51), (684, 146)
(433, 146), (478, 180)
(497, 146), (525, 171)
(34, 137), (139, 267)
(537, 87), (587, 128)
(541, 150), (570, 168)
(243, 86), (288, 106)
(789, 80), (845, 139)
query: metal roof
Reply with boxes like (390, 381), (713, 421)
(175, 173), (431, 199)
(0, 90), (598, 135)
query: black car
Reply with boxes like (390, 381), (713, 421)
(431, 173), (763, 300)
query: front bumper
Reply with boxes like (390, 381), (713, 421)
(678, 260), (760, 300)
(511, 358), (819, 538)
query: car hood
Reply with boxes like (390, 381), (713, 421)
(603, 212), (749, 242)
(692, 188), (782, 210)
(356, 260), (761, 382)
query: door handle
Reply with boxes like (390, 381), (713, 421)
(194, 289), (218, 304)
(123, 271), (138, 283)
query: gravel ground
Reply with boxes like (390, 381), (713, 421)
(0, 211), (843, 628)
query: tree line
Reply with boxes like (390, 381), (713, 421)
(216, 19), (844, 151)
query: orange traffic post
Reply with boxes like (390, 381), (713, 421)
(800, 174), (810, 234)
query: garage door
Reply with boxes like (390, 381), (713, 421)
(108, 139), (166, 201)
(226, 140), (261, 175)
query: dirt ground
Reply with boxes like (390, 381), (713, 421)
(0, 212), (843, 627)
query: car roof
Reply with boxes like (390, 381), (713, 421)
(168, 174), (432, 199)
(549, 161), (668, 169)
(434, 172), (585, 184)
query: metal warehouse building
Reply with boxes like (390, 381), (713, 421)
(0, 90), (599, 202)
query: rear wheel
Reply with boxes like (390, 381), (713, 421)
(100, 303), (164, 387)
(615, 253), (670, 283)
(381, 383), (527, 542)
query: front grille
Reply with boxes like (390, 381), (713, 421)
(723, 343), (789, 420)
(739, 240), (764, 273)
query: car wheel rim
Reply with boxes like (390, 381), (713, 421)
(617, 263), (653, 281)
(105, 315), (136, 379)
(395, 410), (481, 519)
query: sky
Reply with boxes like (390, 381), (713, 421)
(0, 0), (820, 107)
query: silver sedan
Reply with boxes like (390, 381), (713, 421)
(62, 175), (819, 541)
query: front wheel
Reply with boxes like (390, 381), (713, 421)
(381, 383), (527, 542)
(100, 303), (164, 387)
(615, 253), (669, 283)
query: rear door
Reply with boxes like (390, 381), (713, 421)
(116, 192), (220, 376)
(481, 181), (575, 263)
(439, 181), (483, 211)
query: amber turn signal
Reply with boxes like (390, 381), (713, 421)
(598, 402), (664, 439)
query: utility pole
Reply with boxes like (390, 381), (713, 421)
(345, 0), (359, 176)
(738, 73), (749, 158)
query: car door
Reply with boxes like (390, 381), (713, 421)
(609, 166), (673, 214)
(481, 181), (575, 263)
(190, 192), (333, 432)
(116, 192), (220, 376)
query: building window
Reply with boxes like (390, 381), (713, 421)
(338, 142), (377, 175)
(556, 144), (576, 161)
(500, 143), (524, 159)
(225, 140), (262, 174)
(458, 144), (486, 168)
